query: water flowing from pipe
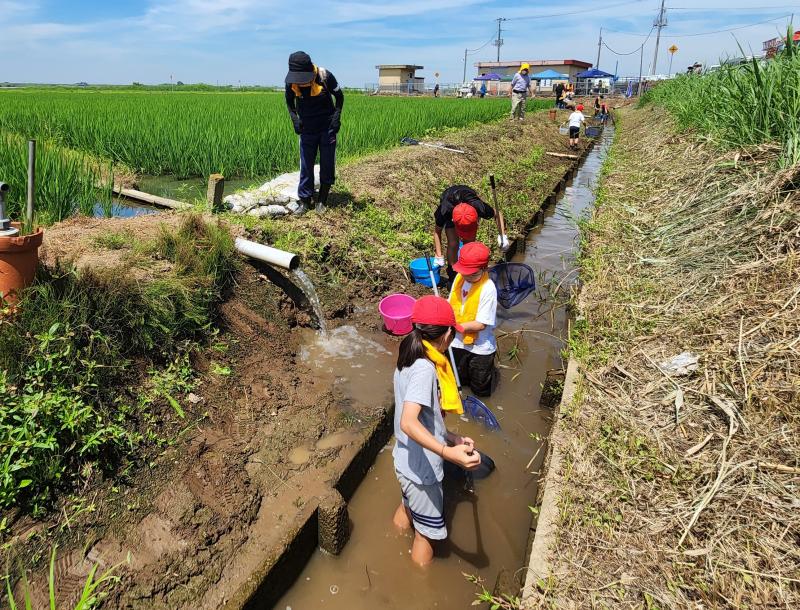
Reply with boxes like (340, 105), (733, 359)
(292, 269), (328, 335)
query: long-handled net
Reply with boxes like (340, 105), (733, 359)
(463, 396), (501, 431)
(489, 262), (536, 309)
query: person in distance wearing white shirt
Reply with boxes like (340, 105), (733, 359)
(567, 104), (586, 150)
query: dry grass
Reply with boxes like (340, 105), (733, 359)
(534, 106), (799, 608)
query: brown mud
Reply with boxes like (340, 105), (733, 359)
(2, 109), (598, 609)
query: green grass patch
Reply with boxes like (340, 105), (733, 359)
(0, 215), (236, 515)
(0, 91), (546, 179)
(641, 30), (800, 165)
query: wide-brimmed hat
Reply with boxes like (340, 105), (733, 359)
(285, 51), (315, 84)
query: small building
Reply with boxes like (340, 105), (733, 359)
(374, 64), (424, 94)
(763, 31), (800, 58)
(473, 59), (591, 94)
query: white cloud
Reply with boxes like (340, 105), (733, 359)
(0, 0), (793, 84)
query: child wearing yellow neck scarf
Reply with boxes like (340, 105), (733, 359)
(448, 242), (498, 397)
(392, 295), (482, 565)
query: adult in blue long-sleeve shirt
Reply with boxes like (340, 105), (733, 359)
(509, 63), (533, 120)
(285, 51), (344, 213)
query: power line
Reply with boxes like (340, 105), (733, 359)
(603, 14), (792, 37)
(672, 14), (792, 36)
(602, 26), (656, 55)
(462, 32), (498, 83)
(668, 5), (800, 10)
(466, 33), (497, 54)
(506, 0), (647, 21)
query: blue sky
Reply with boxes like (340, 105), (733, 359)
(1, 1), (797, 85)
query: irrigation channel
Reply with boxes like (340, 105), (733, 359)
(274, 127), (614, 609)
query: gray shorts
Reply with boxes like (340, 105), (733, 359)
(396, 471), (447, 540)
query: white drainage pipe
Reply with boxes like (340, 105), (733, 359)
(235, 237), (299, 271)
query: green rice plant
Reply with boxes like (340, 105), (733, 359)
(0, 91), (551, 180)
(641, 29), (800, 165)
(0, 132), (112, 226)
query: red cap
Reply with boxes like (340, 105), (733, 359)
(453, 241), (490, 275)
(576, 104), (584, 111)
(452, 203), (478, 240)
(411, 295), (463, 332)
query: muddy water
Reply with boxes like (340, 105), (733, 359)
(278, 129), (614, 609)
(299, 325), (395, 409)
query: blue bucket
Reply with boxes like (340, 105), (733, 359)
(409, 257), (439, 287)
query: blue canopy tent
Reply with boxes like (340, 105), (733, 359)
(575, 68), (615, 79)
(474, 73), (502, 80)
(530, 69), (569, 80)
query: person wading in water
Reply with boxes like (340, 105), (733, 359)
(392, 295), (481, 565)
(432, 184), (508, 286)
(285, 51), (344, 213)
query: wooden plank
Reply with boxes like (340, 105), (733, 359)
(112, 185), (191, 210)
(545, 152), (579, 160)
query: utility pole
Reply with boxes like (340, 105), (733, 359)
(463, 48), (468, 83)
(651, 0), (667, 76)
(596, 27), (603, 69)
(638, 42), (644, 95)
(494, 17), (507, 62)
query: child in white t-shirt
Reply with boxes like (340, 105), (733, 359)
(448, 241), (498, 396)
(567, 104), (586, 149)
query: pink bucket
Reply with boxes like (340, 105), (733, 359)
(379, 293), (416, 335)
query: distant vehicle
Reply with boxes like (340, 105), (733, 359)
(76, 82), (89, 87)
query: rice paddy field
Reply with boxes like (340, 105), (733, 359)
(0, 89), (551, 224)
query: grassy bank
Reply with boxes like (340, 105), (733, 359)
(0, 215), (236, 518)
(537, 106), (799, 607)
(230, 109), (578, 310)
(641, 32), (800, 165)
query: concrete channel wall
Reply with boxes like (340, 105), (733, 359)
(521, 356), (580, 605)
(225, 134), (600, 610)
(228, 409), (395, 609)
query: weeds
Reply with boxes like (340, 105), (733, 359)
(545, 100), (800, 606)
(4, 544), (125, 610)
(641, 29), (800, 165)
(92, 231), (132, 250)
(463, 573), (521, 610)
(0, 215), (236, 514)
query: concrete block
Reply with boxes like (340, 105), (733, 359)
(207, 173), (225, 212)
(317, 488), (349, 555)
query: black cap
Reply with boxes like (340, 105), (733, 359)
(285, 51), (315, 84)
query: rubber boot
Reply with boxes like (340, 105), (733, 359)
(315, 184), (331, 213)
(297, 196), (311, 215)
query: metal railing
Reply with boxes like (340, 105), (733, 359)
(363, 82), (426, 95)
